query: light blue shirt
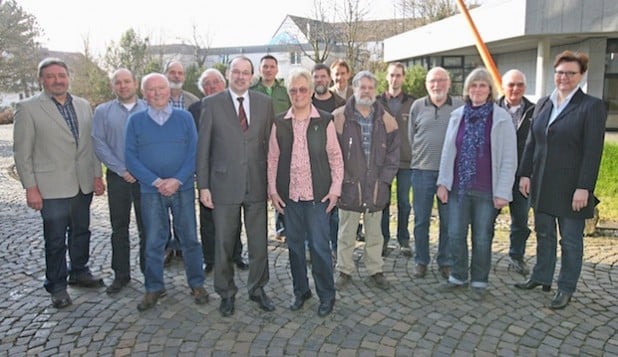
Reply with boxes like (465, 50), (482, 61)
(148, 103), (173, 126)
(548, 86), (579, 127)
(92, 98), (147, 175)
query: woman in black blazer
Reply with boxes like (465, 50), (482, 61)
(515, 51), (607, 309)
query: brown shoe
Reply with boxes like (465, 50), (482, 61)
(371, 273), (390, 290)
(413, 264), (427, 278)
(191, 287), (209, 305)
(137, 289), (166, 311)
(439, 266), (450, 280)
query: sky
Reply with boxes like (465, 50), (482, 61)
(19, 0), (403, 56)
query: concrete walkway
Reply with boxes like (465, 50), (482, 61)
(0, 124), (616, 356)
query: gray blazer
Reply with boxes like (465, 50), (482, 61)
(13, 92), (102, 199)
(196, 89), (274, 204)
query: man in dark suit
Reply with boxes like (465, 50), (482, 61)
(196, 56), (276, 317)
(13, 57), (106, 309)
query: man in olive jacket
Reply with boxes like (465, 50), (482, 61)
(332, 71), (400, 291)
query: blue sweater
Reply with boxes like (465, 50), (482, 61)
(125, 109), (197, 194)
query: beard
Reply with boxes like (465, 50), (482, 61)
(169, 81), (184, 90)
(354, 93), (375, 106)
(314, 85), (328, 95)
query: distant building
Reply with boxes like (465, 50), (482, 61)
(383, 0), (618, 129)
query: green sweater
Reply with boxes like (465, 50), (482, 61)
(251, 78), (291, 116)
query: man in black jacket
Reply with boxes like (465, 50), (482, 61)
(497, 69), (535, 276)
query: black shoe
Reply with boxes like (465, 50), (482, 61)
(106, 278), (130, 295)
(68, 272), (105, 288)
(317, 299), (335, 317)
(508, 257), (530, 276)
(550, 291), (572, 310)
(234, 259), (249, 271)
(204, 263), (214, 274)
(290, 290), (312, 311)
(219, 296), (235, 317)
(381, 245), (390, 257)
(175, 249), (183, 258)
(51, 290), (72, 308)
(249, 290), (275, 312)
(514, 279), (551, 292)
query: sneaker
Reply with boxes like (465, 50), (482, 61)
(137, 289), (166, 311)
(437, 281), (468, 292)
(106, 278), (130, 295)
(508, 257), (530, 276)
(371, 273), (390, 290)
(400, 243), (412, 258)
(335, 272), (351, 289)
(191, 287), (209, 305)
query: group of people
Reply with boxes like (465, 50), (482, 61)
(13, 50), (606, 317)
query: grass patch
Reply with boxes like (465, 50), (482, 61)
(596, 142), (618, 222)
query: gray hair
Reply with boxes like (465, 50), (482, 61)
(463, 67), (498, 103)
(351, 70), (377, 88)
(286, 68), (314, 92)
(140, 72), (169, 91)
(38, 57), (69, 78)
(196, 68), (226, 94)
(501, 69), (527, 86)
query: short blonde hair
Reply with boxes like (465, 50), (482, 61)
(463, 67), (498, 103)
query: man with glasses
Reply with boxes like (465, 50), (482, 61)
(408, 67), (463, 279)
(497, 69), (536, 276)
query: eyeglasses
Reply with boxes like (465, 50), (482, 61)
(230, 69), (252, 77)
(288, 87), (309, 95)
(427, 78), (447, 84)
(554, 70), (579, 78)
(506, 82), (525, 88)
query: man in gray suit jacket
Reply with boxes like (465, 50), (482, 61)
(197, 56), (276, 317)
(13, 57), (105, 309)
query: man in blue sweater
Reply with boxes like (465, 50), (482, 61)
(125, 73), (207, 311)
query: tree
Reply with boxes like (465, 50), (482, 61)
(395, 0), (480, 25)
(0, 0), (42, 98)
(336, 0), (370, 72)
(70, 38), (113, 107)
(102, 28), (153, 79)
(300, 0), (336, 64)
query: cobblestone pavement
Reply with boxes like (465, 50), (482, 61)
(0, 123), (616, 356)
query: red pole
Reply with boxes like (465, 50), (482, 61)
(455, 0), (503, 94)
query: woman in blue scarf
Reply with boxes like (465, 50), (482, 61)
(436, 67), (517, 300)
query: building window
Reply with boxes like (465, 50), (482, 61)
(604, 39), (618, 129)
(290, 52), (301, 65)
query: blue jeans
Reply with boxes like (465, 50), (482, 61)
(447, 190), (498, 288)
(329, 207), (339, 252)
(411, 170), (450, 266)
(141, 189), (204, 292)
(40, 191), (93, 294)
(107, 170), (145, 278)
(508, 183), (531, 259)
(285, 200), (335, 303)
(530, 212), (585, 294)
(382, 169), (412, 246)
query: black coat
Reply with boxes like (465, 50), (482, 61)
(518, 88), (607, 219)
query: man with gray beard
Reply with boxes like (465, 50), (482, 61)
(332, 71), (400, 291)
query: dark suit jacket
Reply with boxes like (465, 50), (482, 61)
(518, 88), (607, 219)
(196, 89), (274, 204)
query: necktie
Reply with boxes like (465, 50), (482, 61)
(237, 97), (248, 132)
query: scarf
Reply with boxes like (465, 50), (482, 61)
(457, 101), (493, 196)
